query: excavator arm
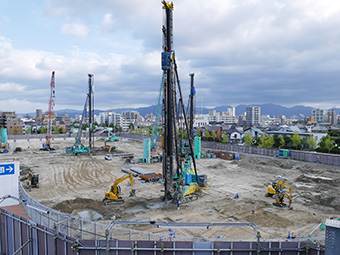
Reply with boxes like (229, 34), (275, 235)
(112, 172), (134, 195)
(267, 180), (293, 208)
(103, 172), (134, 205)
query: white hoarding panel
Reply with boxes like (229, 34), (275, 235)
(0, 161), (19, 207)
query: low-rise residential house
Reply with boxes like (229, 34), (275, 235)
(265, 125), (327, 146)
(224, 126), (243, 143)
(243, 127), (264, 138)
(199, 125), (222, 140)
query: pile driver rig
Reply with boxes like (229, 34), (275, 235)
(161, 1), (206, 203)
(66, 74), (94, 155)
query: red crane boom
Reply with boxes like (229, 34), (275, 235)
(46, 71), (55, 149)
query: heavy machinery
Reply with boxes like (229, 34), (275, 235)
(103, 172), (135, 205)
(104, 128), (119, 143)
(0, 128), (8, 153)
(66, 74), (94, 155)
(26, 171), (39, 191)
(267, 180), (293, 208)
(45, 71), (56, 150)
(160, 1), (207, 203)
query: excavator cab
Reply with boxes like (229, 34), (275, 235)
(26, 171), (39, 190)
(267, 180), (278, 196)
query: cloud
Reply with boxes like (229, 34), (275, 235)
(0, 83), (25, 92)
(101, 13), (115, 31)
(60, 21), (89, 37)
(2, 0), (340, 113)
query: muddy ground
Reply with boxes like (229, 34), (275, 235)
(2, 137), (339, 241)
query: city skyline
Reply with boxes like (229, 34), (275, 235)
(1, 1), (340, 113)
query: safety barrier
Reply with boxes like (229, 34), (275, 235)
(1, 206), (325, 255)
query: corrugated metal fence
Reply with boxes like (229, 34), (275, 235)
(117, 133), (340, 166)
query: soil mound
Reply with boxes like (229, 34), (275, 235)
(53, 198), (104, 214)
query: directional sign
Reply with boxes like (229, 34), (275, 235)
(0, 163), (15, 176)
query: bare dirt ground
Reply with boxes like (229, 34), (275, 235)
(3, 137), (340, 241)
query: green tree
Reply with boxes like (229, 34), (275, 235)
(291, 132), (301, 149)
(25, 127), (31, 134)
(205, 130), (210, 140)
(273, 134), (280, 148)
(104, 120), (109, 127)
(301, 137), (308, 149)
(221, 133), (228, 143)
(109, 122), (115, 128)
(62, 127), (67, 134)
(129, 123), (134, 132)
(265, 136), (274, 149)
(195, 130), (201, 137)
(14, 127), (18, 135)
(259, 134), (267, 148)
(53, 125), (59, 134)
(280, 136), (285, 148)
(307, 135), (317, 150)
(40, 126), (47, 134)
(243, 132), (253, 146)
(324, 136), (334, 153)
(211, 131), (217, 141)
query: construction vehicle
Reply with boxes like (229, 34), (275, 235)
(45, 71), (56, 151)
(26, 171), (39, 191)
(103, 172), (135, 205)
(66, 74), (94, 155)
(267, 180), (293, 208)
(105, 128), (119, 143)
(1, 128), (8, 153)
(160, 1), (208, 204)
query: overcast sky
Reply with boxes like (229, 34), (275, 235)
(1, 0), (340, 113)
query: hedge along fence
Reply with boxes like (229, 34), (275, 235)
(117, 134), (340, 166)
(201, 140), (340, 166)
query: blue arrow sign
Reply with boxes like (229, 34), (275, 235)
(0, 163), (15, 176)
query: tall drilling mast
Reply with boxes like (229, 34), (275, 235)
(46, 71), (55, 149)
(88, 74), (94, 150)
(162, 0), (175, 201)
(161, 1), (199, 202)
(189, 73), (195, 140)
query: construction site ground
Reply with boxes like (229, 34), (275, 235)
(4, 137), (340, 241)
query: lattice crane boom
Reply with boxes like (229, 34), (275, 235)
(46, 71), (55, 149)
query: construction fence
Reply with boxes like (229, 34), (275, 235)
(0, 206), (325, 255)
(200, 141), (340, 166)
(115, 133), (340, 166)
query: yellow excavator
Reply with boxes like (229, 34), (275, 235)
(26, 171), (39, 191)
(103, 172), (135, 205)
(267, 180), (293, 208)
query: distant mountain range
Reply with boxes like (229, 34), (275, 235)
(20, 103), (335, 119)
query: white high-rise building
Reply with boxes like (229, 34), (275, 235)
(246, 107), (261, 126)
(312, 108), (327, 123)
